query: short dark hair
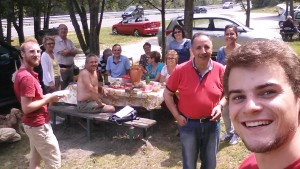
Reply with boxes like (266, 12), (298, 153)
(223, 40), (300, 98)
(143, 42), (151, 48)
(172, 25), (185, 39)
(150, 51), (161, 63)
(191, 32), (211, 45)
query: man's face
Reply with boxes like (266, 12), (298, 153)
(85, 56), (98, 72)
(191, 35), (212, 62)
(112, 46), (122, 57)
(21, 42), (41, 67)
(228, 64), (300, 153)
(58, 25), (68, 39)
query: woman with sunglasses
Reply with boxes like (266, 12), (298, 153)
(217, 24), (241, 145)
(166, 25), (192, 64)
(146, 51), (164, 82)
(160, 50), (178, 83)
(41, 36), (61, 94)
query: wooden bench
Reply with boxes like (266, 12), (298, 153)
(48, 105), (157, 143)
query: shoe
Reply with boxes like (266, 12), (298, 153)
(220, 133), (232, 141)
(229, 134), (239, 145)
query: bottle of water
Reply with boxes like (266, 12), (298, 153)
(145, 75), (150, 84)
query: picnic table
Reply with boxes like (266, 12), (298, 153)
(59, 83), (165, 111)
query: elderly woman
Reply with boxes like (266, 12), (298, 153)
(160, 50), (178, 83)
(166, 25), (192, 64)
(41, 36), (61, 94)
(146, 51), (164, 82)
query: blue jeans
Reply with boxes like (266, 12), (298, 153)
(178, 120), (220, 169)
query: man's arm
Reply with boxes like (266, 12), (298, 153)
(21, 94), (61, 114)
(210, 96), (227, 121)
(163, 88), (187, 126)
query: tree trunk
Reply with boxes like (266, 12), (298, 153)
(12, 1), (25, 45)
(33, 4), (42, 44)
(43, 0), (52, 30)
(88, 0), (100, 55)
(97, 0), (106, 54)
(161, 0), (166, 61)
(73, 0), (90, 48)
(183, 0), (194, 39)
(6, 18), (12, 45)
(67, 0), (88, 53)
(290, 0), (294, 19)
(0, 15), (4, 42)
(245, 0), (250, 27)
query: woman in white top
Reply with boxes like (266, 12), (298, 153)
(41, 36), (61, 94)
(160, 50), (178, 83)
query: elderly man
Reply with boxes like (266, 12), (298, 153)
(54, 24), (79, 89)
(164, 33), (226, 169)
(14, 39), (62, 169)
(77, 54), (115, 113)
(106, 44), (131, 78)
(223, 40), (300, 169)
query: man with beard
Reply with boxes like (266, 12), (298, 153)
(77, 54), (115, 113)
(163, 33), (226, 169)
(14, 39), (62, 168)
(223, 40), (300, 169)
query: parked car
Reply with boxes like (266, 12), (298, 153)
(122, 5), (144, 19)
(112, 17), (160, 36)
(223, 2), (234, 9)
(193, 6), (207, 13)
(157, 14), (282, 55)
(0, 41), (21, 109)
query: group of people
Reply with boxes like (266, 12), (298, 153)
(163, 24), (300, 169)
(10, 21), (300, 169)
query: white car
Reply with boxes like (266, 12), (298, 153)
(223, 2), (234, 9)
(157, 14), (282, 55)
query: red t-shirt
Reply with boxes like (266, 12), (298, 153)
(239, 153), (300, 169)
(14, 68), (49, 127)
(166, 60), (224, 118)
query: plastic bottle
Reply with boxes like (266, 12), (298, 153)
(145, 75), (150, 84)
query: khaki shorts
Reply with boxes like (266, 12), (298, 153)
(23, 123), (61, 169)
(77, 100), (104, 113)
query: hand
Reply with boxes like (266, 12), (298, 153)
(211, 104), (222, 121)
(176, 115), (187, 126)
(102, 88), (108, 96)
(48, 93), (64, 103)
(60, 49), (68, 56)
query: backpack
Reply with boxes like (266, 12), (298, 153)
(108, 106), (138, 125)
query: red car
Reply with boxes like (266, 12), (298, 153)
(112, 18), (160, 36)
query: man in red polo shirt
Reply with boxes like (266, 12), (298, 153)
(164, 33), (226, 169)
(14, 39), (63, 169)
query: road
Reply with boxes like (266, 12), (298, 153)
(6, 5), (282, 68)
(9, 5), (249, 38)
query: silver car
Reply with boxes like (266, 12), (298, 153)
(157, 14), (282, 55)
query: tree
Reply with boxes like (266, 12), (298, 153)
(142, 0), (166, 61)
(239, 0), (251, 27)
(67, 0), (106, 55)
(183, 0), (194, 39)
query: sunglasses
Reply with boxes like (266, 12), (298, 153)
(173, 31), (182, 34)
